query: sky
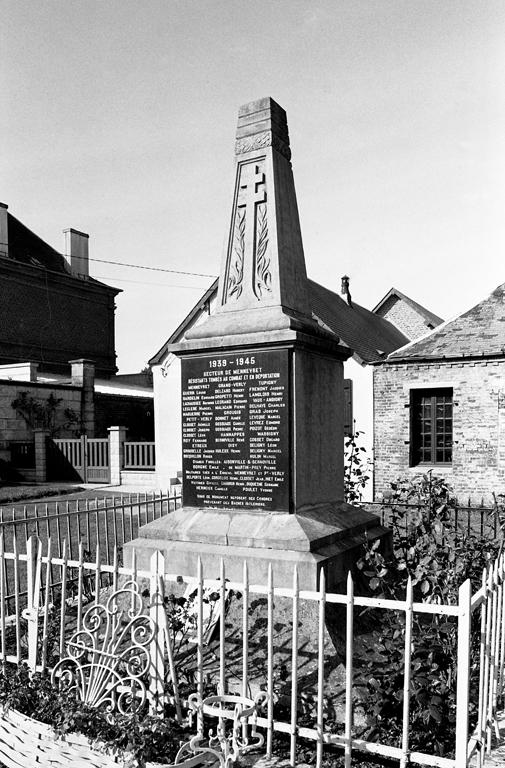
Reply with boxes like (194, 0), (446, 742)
(3, 0), (505, 373)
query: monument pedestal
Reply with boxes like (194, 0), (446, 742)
(125, 502), (386, 590)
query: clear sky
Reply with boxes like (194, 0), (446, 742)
(3, 1), (505, 372)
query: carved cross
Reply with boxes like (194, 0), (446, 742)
(237, 164), (266, 211)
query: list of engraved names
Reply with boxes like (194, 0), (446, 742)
(181, 349), (290, 510)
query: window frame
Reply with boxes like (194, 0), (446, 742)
(410, 387), (453, 466)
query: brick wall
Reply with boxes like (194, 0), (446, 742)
(0, 379), (82, 460)
(376, 295), (432, 341)
(0, 260), (117, 376)
(373, 358), (505, 504)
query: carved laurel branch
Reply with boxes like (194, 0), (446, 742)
(235, 131), (291, 161)
(226, 207), (245, 302)
(254, 203), (271, 300)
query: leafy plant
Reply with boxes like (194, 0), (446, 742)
(344, 427), (372, 503)
(355, 474), (500, 755)
(0, 663), (188, 766)
(11, 391), (81, 436)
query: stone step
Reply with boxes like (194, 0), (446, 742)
(120, 470), (158, 487)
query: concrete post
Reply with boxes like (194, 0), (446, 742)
(70, 359), (95, 437)
(108, 426), (128, 485)
(33, 429), (50, 483)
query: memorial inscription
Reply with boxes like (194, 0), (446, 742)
(181, 348), (291, 511)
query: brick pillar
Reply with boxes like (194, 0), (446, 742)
(70, 359), (95, 437)
(108, 426), (128, 485)
(0, 202), (8, 258)
(33, 429), (49, 483)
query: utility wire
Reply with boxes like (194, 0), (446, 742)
(94, 274), (212, 289)
(70, 252), (217, 279)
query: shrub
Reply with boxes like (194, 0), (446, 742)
(0, 663), (188, 766)
(344, 429), (372, 504)
(355, 474), (499, 756)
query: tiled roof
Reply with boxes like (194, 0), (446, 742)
(387, 282), (505, 361)
(307, 280), (409, 363)
(150, 278), (410, 365)
(8, 213), (68, 273)
(5, 213), (119, 293)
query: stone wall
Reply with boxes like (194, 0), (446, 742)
(376, 295), (433, 341)
(373, 358), (505, 504)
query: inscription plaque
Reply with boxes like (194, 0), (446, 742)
(181, 349), (291, 511)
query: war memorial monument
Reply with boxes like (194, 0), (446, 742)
(127, 97), (388, 590)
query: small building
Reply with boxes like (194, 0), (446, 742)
(150, 277), (440, 493)
(373, 282), (505, 503)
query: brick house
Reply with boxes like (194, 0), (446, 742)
(0, 204), (154, 477)
(149, 277), (440, 493)
(373, 282), (505, 503)
(0, 202), (118, 377)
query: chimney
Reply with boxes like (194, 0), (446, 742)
(63, 228), (89, 277)
(0, 203), (8, 258)
(341, 275), (352, 307)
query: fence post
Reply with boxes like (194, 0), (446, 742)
(33, 429), (49, 483)
(149, 550), (165, 713)
(80, 435), (87, 482)
(25, 536), (42, 671)
(108, 426), (128, 486)
(455, 578), (472, 767)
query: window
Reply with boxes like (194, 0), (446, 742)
(411, 388), (453, 465)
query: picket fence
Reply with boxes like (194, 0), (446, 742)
(0, 535), (504, 768)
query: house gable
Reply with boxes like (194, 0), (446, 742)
(373, 287), (443, 342)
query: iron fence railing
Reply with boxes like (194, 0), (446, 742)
(1, 537), (503, 768)
(363, 500), (501, 540)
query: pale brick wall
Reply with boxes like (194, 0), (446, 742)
(0, 380), (82, 460)
(373, 359), (505, 504)
(376, 295), (434, 341)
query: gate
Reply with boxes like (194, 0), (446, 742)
(48, 436), (110, 483)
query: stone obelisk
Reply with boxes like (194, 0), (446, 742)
(126, 98), (387, 589)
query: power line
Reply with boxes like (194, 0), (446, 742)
(72, 252), (217, 279)
(94, 274), (212, 289)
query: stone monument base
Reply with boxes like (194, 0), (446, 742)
(124, 503), (390, 591)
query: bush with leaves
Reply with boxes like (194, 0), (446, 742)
(355, 474), (500, 756)
(11, 391), (81, 436)
(344, 428), (372, 504)
(0, 663), (188, 766)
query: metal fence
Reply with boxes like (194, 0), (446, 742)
(1, 536), (504, 768)
(0, 491), (180, 605)
(364, 500), (501, 541)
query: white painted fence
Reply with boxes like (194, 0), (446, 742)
(0, 536), (504, 768)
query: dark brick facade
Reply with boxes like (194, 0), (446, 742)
(373, 359), (505, 504)
(94, 393), (154, 440)
(0, 258), (118, 377)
